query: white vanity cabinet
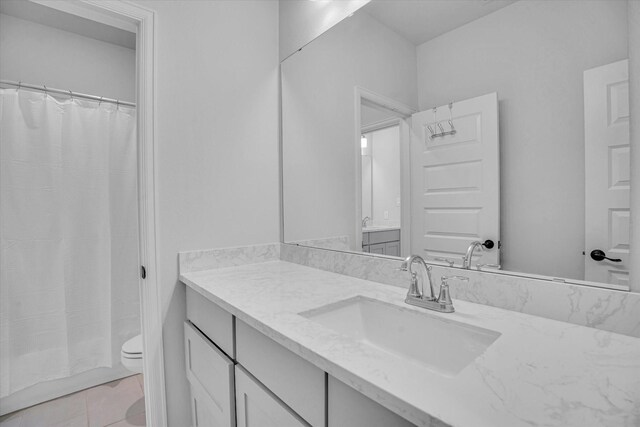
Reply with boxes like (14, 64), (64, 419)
(184, 286), (417, 427)
(185, 287), (325, 427)
(235, 365), (310, 427)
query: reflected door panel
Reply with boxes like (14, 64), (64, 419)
(410, 93), (500, 267)
(584, 59), (630, 285)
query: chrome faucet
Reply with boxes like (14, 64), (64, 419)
(399, 255), (435, 300)
(399, 255), (466, 313)
(362, 216), (371, 228)
(463, 241), (484, 269)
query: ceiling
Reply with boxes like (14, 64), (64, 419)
(0, 0), (136, 50)
(363, 0), (517, 46)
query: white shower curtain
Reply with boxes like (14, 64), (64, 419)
(0, 89), (140, 398)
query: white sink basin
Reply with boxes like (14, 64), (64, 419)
(300, 296), (500, 377)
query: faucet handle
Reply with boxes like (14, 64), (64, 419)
(476, 263), (501, 271)
(441, 275), (469, 285)
(407, 272), (421, 299)
(437, 276), (469, 306)
(431, 257), (455, 267)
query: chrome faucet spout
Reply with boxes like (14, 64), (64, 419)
(400, 255), (435, 300)
(463, 241), (484, 269)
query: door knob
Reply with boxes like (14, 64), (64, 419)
(482, 239), (494, 249)
(590, 249), (621, 262)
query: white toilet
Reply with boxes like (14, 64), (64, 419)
(121, 334), (143, 374)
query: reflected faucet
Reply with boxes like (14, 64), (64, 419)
(463, 241), (484, 269)
(362, 216), (371, 228)
(463, 240), (495, 269)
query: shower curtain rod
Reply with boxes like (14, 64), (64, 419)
(0, 80), (136, 108)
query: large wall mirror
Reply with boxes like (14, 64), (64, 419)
(281, 0), (633, 291)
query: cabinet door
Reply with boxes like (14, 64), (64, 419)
(369, 243), (386, 255)
(190, 381), (223, 427)
(235, 365), (309, 427)
(385, 241), (400, 257)
(328, 376), (414, 427)
(184, 322), (235, 427)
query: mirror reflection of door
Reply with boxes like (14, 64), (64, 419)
(361, 126), (401, 227)
(584, 59), (630, 286)
(410, 93), (500, 268)
(360, 102), (406, 257)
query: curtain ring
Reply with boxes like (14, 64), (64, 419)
(99, 96), (104, 105)
(43, 85), (48, 97)
(116, 100), (120, 110)
(17, 81), (22, 92)
(68, 89), (73, 101)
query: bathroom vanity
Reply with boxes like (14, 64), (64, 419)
(362, 227), (400, 256)
(180, 260), (640, 427)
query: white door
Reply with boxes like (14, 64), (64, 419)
(411, 93), (500, 267)
(584, 59), (630, 286)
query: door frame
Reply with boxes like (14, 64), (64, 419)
(32, 1), (167, 425)
(354, 87), (416, 257)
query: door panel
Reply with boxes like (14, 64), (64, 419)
(184, 322), (235, 427)
(584, 59), (630, 284)
(411, 93), (500, 266)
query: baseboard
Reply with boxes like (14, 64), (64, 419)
(0, 365), (134, 416)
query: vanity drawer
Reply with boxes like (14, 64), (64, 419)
(236, 319), (325, 427)
(328, 376), (413, 427)
(368, 229), (400, 245)
(186, 287), (235, 358)
(184, 321), (236, 427)
(236, 365), (309, 427)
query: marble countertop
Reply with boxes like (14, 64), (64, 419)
(180, 261), (640, 427)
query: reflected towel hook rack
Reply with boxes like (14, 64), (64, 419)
(428, 101), (457, 139)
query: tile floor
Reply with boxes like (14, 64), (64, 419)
(0, 375), (145, 427)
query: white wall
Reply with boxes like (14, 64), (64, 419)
(0, 13), (135, 102)
(279, 0), (369, 61)
(362, 151), (372, 219)
(282, 11), (417, 249)
(370, 126), (401, 227)
(416, 0), (628, 280)
(128, 1), (280, 425)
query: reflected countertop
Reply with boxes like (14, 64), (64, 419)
(180, 261), (640, 427)
(362, 225), (401, 232)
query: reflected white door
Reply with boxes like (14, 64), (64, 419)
(410, 93), (500, 267)
(584, 59), (630, 285)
